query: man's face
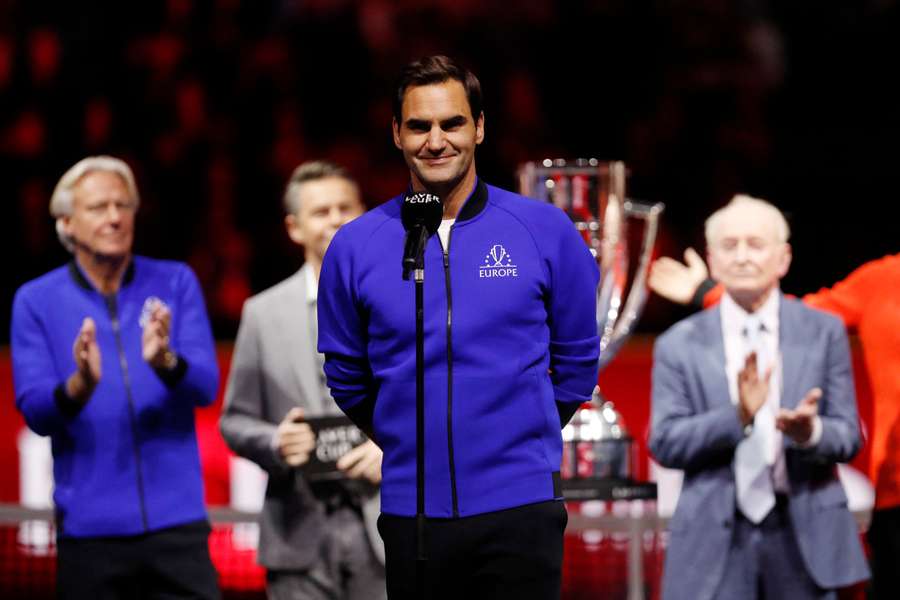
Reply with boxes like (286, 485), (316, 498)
(392, 80), (484, 192)
(286, 176), (364, 264)
(707, 203), (791, 301)
(63, 170), (136, 259)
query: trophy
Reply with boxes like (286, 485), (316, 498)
(518, 158), (663, 496)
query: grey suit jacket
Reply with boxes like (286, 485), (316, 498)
(220, 267), (384, 570)
(649, 295), (869, 600)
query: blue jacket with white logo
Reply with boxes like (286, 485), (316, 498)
(11, 257), (219, 537)
(318, 180), (600, 518)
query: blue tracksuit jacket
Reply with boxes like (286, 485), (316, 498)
(318, 179), (600, 518)
(11, 257), (219, 537)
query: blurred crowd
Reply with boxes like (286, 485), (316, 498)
(2, 0), (898, 340)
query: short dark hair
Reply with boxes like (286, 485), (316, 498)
(393, 55), (483, 123)
(283, 160), (356, 215)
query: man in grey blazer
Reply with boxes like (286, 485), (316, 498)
(220, 161), (385, 600)
(649, 195), (869, 600)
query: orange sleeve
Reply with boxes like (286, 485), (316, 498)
(701, 283), (724, 309)
(799, 259), (888, 331)
(694, 256), (891, 327)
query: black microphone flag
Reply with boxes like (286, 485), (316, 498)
(401, 192), (442, 279)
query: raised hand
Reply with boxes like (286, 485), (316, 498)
(67, 317), (102, 403)
(648, 247), (710, 305)
(737, 351), (772, 427)
(776, 387), (822, 444)
(142, 301), (175, 369)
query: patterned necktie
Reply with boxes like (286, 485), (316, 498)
(734, 315), (776, 524)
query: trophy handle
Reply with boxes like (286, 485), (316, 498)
(595, 162), (627, 370)
(598, 200), (664, 368)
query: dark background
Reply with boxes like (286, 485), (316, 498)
(2, 0), (898, 341)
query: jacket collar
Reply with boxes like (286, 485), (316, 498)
(456, 178), (488, 222)
(778, 297), (809, 411)
(68, 258), (135, 292)
(405, 177), (488, 223)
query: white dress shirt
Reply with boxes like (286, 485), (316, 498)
(721, 290), (822, 495)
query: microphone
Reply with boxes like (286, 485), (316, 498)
(401, 192), (442, 280)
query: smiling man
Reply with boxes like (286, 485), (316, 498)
(649, 195), (869, 600)
(317, 56), (600, 599)
(11, 156), (220, 599)
(219, 161), (386, 600)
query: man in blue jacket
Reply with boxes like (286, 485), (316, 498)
(317, 56), (600, 599)
(11, 156), (221, 599)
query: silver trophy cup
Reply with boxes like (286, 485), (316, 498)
(520, 159), (665, 600)
(518, 158), (664, 481)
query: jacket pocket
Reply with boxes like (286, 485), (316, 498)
(812, 479), (849, 510)
(526, 367), (558, 472)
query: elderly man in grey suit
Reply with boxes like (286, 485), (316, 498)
(220, 161), (385, 600)
(649, 195), (869, 600)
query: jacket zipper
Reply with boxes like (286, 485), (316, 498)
(106, 294), (149, 531)
(442, 231), (460, 517)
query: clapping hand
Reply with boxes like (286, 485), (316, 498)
(777, 388), (821, 444)
(142, 301), (175, 369)
(66, 317), (102, 403)
(737, 351), (772, 427)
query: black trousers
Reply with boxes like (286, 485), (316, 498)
(56, 520), (221, 600)
(377, 500), (567, 600)
(868, 506), (900, 600)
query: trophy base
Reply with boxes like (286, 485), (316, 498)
(561, 477), (657, 502)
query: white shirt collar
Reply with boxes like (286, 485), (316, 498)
(720, 287), (780, 338)
(302, 263), (317, 304)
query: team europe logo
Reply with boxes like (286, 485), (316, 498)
(479, 244), (518, 278)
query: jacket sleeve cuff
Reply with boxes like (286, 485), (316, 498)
(53, 382), (86, 418)
(796, 416), (823, 448)
(690, 278), (718, 310)
(343, 395), (377, 441)
(269, 429), (288, 466)
(556, 400), (583, 428)
(154, 354), (189, 388)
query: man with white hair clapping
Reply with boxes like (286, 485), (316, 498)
(11, 155), (221, 599)
(649, 195), (869, 600)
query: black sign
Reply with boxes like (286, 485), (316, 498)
(302, 416), (368, 481)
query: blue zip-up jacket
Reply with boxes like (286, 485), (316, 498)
(318, 180), (600, 518)
(11, 256), (219, 537)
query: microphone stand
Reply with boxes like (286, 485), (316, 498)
(403, 225), (429, 599)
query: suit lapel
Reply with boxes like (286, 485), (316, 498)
(283, 271), (325, 415)
(698, 307), (733, 409)
(778, 298), (808, 411)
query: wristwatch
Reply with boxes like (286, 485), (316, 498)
(161, 349), (178, 371)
